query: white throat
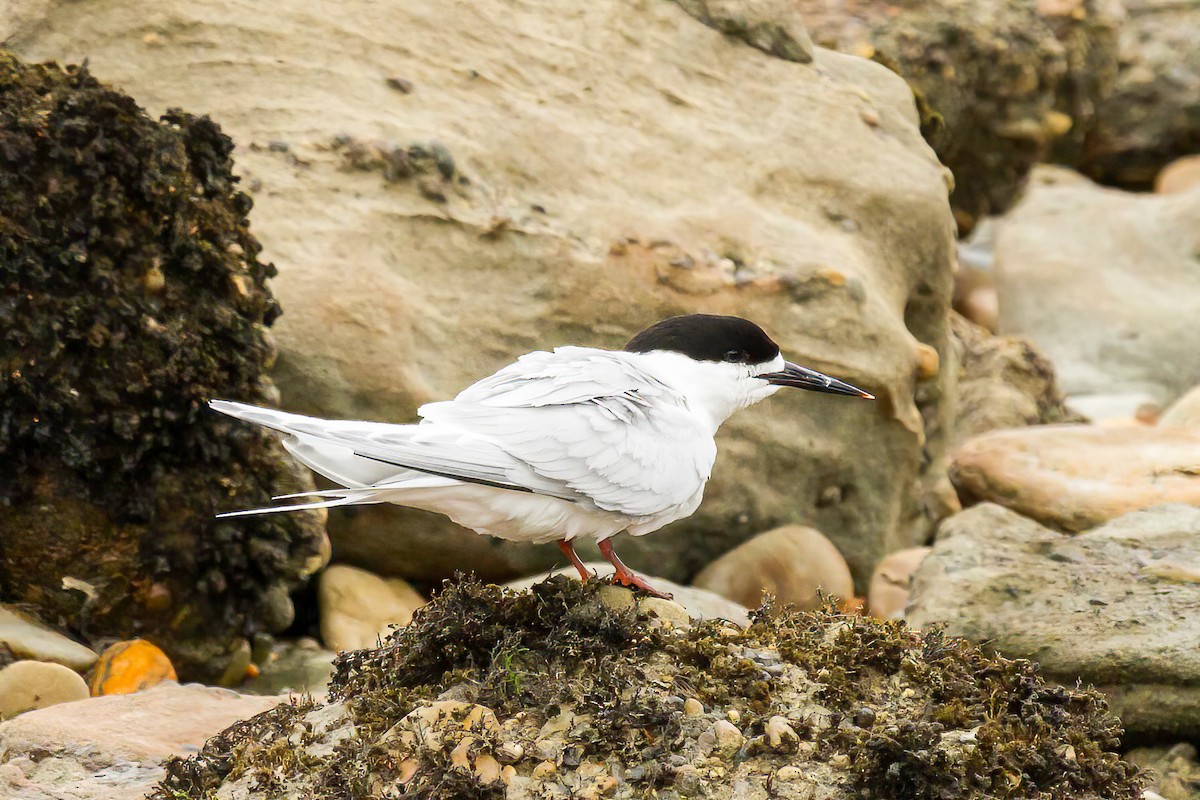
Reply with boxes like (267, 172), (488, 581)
(631, 351), (785, 432)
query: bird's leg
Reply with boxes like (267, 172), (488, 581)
(558, 539), (591, 582)
(597, 539), (673, 600)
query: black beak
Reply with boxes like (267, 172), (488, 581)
(761, 361), (874, 399)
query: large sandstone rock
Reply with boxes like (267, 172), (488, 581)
(798, 0), (1123, 228)
(948, 311), (1083, 447)
(10, 0), (957, 588)
(0, 53), (327, 682)
(951, 424), (1200, 532)
(994, 167), (1200, 407)
(1080, 0), (1200, 188)
(0, 682), (285, 800)
(908, 502), (1200, 739)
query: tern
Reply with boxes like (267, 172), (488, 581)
(211, 314), (872, 598)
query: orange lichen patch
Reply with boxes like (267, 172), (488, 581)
(88, 639), (177, 696)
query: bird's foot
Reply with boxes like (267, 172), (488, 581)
(606, 569), (674, 600)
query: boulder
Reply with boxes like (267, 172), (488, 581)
(950, 424), (1200, 532)
(8, 0), (957, 590)
(0, 661), (89, 720)
(152, 577), (1142, 799)
(0, 52), (327, 682)
(318, 564), (426, 651)
(505, 563), (752, 626)
(867, 546), (930, 620)
(0, 605), (97, 672)
(908, 502), (1200, 739)
(1080, 0), (1200, 188)
(994, 167), (1200, 407)
(799, 0), (1123, 228)
(948, 311), (1083, 447)
(0, 682), (285, 800)
(692, 525), (854, 610)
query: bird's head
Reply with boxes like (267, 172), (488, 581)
(624, 314), (872, 429)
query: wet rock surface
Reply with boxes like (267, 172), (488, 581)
(0, 52), (326, 682)
(0, 682), (285, 800)
(908, 502), (1200, 739)
(9, 0), (957, 590)
(153, 577), (1142, 800)
(950, 425), (1200, 532)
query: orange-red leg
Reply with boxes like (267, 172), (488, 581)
(558, 539), (590, 582)
(597, 539), (673, 599)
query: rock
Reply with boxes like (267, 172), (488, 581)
(799, 0), (1122, 228)
(950, 424), (1200, 532)
(1080, 1), (1200, 188)
(505, 563), (751, 626)
(908, 502), (1200, 739)
(0, 682), (285, 800)
(87, 639), (177, 696)
(1125, 742), (1200, 800)
(318, 564), (426, 651)
(1067, 392), (1163, 424)
(0, 605), (97, 672)
(948, 311), (1083, 447)
(0, 661), (89, 720)
(10, 0), (957, 590)
(693, 525), (853, 610)
(0, 52), (326, 682)
(994, 167), (1200, 407)
(240, 637), (336, 696)
(151, 576), (1143, 799)
(867, 547), (931, 620)
(1160, 386), (1200, 431)
(670, 0), (814, 63)
(1156, 155), (1200, 195)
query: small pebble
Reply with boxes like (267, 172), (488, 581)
(385, 77), (415, 93)
(776, 765), (804, 781)
(88, 639), (176, 696)
(683, 698), (704, 716)
(532, 760), (557, 780)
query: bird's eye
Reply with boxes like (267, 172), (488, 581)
(724, 350), (745, 363)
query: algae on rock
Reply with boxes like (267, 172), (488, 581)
(0, 52), (325, 681)
(156, 577), (1143, 799)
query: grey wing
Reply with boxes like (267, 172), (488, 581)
(418, 348), (716, 517)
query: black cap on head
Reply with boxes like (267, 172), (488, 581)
(624, 314), (781, 365)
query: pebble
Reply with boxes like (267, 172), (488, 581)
(683, 698), (704, 716)
(868, 547), (932, 619)
(1155, 155), (1200, 194)
(776, 765), (804, 781)
(531, 760), (557, 780)
(637, 597), (690, 629)
(699, 719), (744, 759)
(318, 564), (426, 651)
(0, 660), (89, 719)
(694, 525), (853, 610)
(765, 715), (799, 749)
(0, 605), (98, 671)
(88, 639), (176, 696)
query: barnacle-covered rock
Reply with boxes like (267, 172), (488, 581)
(0, 52), (325, 682)
(155, 577), (1144, 799)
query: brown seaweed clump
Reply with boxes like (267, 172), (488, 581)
(155, 576), (1144, 799)
(0, 52), (325, 681)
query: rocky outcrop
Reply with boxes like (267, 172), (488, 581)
(0, 53), (327, 682)
(799, 0), (1123, 228)
(0, 683), (285, 800)
(908, 502), (1200, 740)
(1079, 0), (1200, 188)
(8, 0), (958, 589)
(153, 577), (1143, 799)
(994, 167), (1200, 408)
(949, 311), (1083, 447)
(950, 425), (1200, 533)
